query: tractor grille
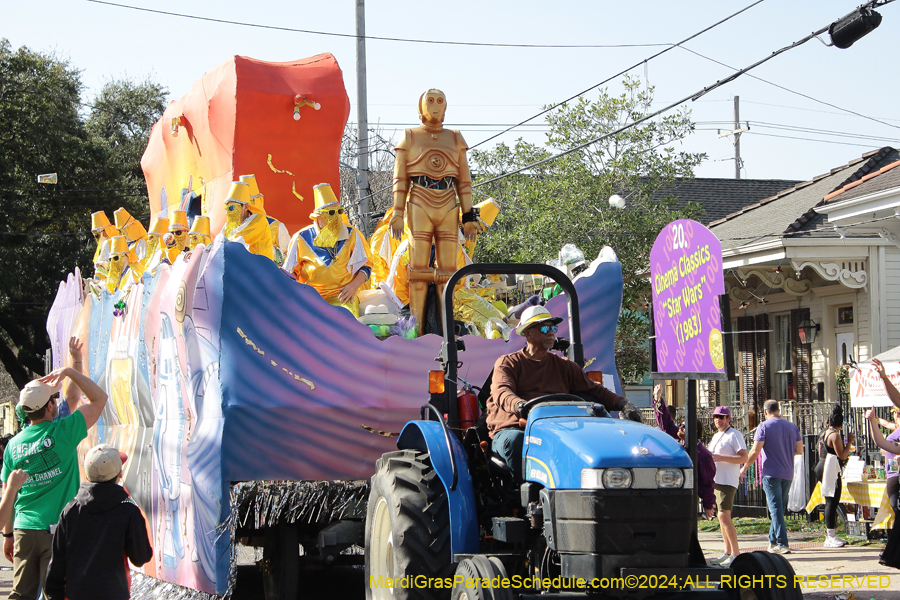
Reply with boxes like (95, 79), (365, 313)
(545, 489), (693, 555)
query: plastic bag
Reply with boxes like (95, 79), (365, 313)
(454, 288), (509, 340)
(787, 454), (807, 512)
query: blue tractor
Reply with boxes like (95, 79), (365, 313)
(365, 264), (800, 600)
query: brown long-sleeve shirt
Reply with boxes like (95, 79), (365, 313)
(486, 350), (625, 437)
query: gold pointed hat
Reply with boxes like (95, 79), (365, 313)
(240, 174), (265, 213)
(169, 211), (189, 231)
(311, 183), (340, 215)
(475, 198), (500, 227)
(189, 215), (211, 238)
(113, 208), (133, 230)
(225, 181), (251, 206)
(109, 236), (130, 256)
(91, 211), (112, 233)
(239, 174), (261, 198)
(149, 217), (169, 236)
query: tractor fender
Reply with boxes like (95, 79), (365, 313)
(397, 421), (480, 556)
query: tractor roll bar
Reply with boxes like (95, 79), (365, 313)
(439, 263), (584, 431)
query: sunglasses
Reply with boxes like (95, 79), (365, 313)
(535, 324), (558, 334)
(322, 208), (344, 216)
(713, 415), (728, 419)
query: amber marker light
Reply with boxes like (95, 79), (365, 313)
(428, 371), (445, 394)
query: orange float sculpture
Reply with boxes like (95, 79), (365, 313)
(141, 54), (350, 236)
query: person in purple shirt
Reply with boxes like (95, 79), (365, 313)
(652, 385), (716, 519)
(741, 399), (802, 554)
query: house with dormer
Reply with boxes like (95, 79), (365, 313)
(706, 147), (900, 428)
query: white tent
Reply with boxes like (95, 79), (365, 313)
(849, 345), (900, 407)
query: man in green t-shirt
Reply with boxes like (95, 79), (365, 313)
(1, 366), (108, 600)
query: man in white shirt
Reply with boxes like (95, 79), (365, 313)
(708, 406), (748, 567)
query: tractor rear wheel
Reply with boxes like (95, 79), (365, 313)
(366, 450), (454, 600)
(728, 551), (802, 600)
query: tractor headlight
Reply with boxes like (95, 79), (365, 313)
(580, 468), (634, 489)
(602, 468), (633, 489)
(656, 468), (685, 488)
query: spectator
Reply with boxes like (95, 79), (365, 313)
(815, 405), (854, 548)
(709, 406), (748, 567)
(652, 384), (716, 520)
(741, 399), (802, 554)
(45, 444), (152, 600)
(1, 366), (108, 600)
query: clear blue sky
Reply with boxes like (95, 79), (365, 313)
(5, 0), (900, 182)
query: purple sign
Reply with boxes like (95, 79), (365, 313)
(650, 219), (725, 377)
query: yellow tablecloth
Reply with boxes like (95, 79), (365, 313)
(806, 480), (894, 530)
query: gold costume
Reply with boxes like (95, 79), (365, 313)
(166, 211), (190, 264)
(369, 207), (412, 285)
(224, 181), (274, 261)
(392, 89), (480, 333)
(91, 211), (118, 280)
(284, 183), (374, 316)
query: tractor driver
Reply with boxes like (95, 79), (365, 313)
(485, 305), (642, 480)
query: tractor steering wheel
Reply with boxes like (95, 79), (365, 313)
(519, 393), (596, 419)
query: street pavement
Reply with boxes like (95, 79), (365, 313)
(698, 529), (900, 599)
(0, 531), (895, 598)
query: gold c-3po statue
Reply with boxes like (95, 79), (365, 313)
(392, 89), (479, 333)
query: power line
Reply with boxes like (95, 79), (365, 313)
(677, 45), (900, 132)
(469, 0), (766, 150)
(471, 8), (877, 189)
(350, 1), (766, 205)
(746, 132), (886, 148)
(85, 0), (671, 49)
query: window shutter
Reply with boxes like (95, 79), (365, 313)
(754, 313), (769, 414)
(791, 308), (812, 402)
(737, 316), (755, 409)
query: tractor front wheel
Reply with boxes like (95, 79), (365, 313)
(365, 450), (453, 600)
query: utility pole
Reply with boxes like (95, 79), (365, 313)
(733, 96), (741, 179)
(717, 95), (749, 179)
(355, 0), (372, 236)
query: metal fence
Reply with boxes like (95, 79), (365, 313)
(643, 399), (893, 519)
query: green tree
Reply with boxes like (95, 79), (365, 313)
(0, 39), (166, 389)
(87, 77), (168, 188)
(470, 76), (705, 383)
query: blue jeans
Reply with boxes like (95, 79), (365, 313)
(762, 476), (792, 547)
(493, 428), (524, 483)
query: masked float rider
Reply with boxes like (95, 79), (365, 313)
(142, 217), (169, 273)
(239, 174), (289, 264)
(113, 207), (148, 265)
(283, 183), (374, 317)
(188, 216), (212, 250)
(90, 211), (118, 281)
(223, 181), (274, 260)
(391, 89), (480, 334)
(164, 211), (190, 264)
(105, 236), (140, 294)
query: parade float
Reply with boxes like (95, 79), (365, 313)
(46, 53), (625, 598)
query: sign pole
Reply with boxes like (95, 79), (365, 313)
(686, 377), (699, 537)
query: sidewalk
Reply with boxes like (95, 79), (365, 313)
(699, 529), (900, 598)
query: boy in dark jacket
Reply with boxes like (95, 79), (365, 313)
(45, 444), (152, 600)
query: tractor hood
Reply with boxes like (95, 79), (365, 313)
(523, 404), (692, 490)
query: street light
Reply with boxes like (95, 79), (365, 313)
(798, 318), (820, 345)
(829, 6), (882, 49)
